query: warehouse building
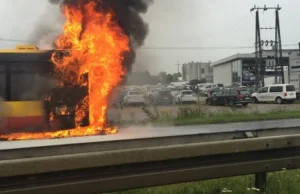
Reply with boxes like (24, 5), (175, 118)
(182, 61), (213, 82)
(211, 49), (297, 86)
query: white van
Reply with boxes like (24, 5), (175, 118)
(251, 84), (296, 104)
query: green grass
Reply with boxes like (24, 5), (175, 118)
(112, 170), (300, 194)
(173, 109), (300, 126)
(293, 100), (300, 104)
(117, 105), (300, 127)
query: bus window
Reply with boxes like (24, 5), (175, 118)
(10, 73), (51, 101)
(11, 73), (34, 101)
(8, 62), (52, 101)
(0, 73), (5, 99)
(0, 65), (5, 99)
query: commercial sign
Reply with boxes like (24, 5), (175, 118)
(242, 64), (256, 86)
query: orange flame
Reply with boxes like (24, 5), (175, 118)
(0, 1), (129, 140)
(0, 127), (118, 141)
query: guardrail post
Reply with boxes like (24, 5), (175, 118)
(255, 172), (267, 192)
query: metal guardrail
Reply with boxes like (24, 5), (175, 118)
(1, 129), (300, 194)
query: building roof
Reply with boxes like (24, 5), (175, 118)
(211, 53), (254, 67)
(211, 49), (298, 67)
(182, 61), (211, 66)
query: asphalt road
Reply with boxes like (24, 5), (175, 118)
(2, 118), (300, 150)
(1, 100), (300, 147)
(107, 103), (300, 122)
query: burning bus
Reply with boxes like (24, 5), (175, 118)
(0, 45), (89, 136)
(0, 44), (119, 140)
(0, 45), (53, 134)
(0, 0), (152, 140)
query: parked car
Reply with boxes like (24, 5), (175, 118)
(206, 86), (224, 97)
(216, 83), (224, 89)
(169, 88), (181, 98)
(199, 83), (215, 96)
(238, 86), (255, 95)
(123, 90), (146, 106)
(195, 83), (205, 92)
(176, 90), (198, 104)
(146, 88), (161, 104)
(251, 84), (296, 104)
(154, 90), (174, 105)
(206, 88), (251, 106)
(201, 84), (223, 96)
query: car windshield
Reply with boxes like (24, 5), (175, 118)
(239, 90), (250, 95)
(286, 85), (296, 91)
(214, 91), (223, 96)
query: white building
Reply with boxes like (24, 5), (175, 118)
(211, 49), (296, 86)
(182, 62), (213, 82)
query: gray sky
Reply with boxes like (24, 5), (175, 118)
(0, 0), (299, 74)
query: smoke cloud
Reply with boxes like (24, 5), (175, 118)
(48, 0), (62, 4)
(44, 0), (153, 73)
(103, 0), (153, 73)
(29, 3), (64, 49)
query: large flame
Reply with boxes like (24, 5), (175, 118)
(0, 1), (129, 140)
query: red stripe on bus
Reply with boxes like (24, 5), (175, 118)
(0, 116), (46, 133)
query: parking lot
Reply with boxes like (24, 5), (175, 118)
(108, 83), (300, 123)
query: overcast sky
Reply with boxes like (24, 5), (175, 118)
(0, 0), (299, 74)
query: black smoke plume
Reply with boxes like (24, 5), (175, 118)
(48, 0), (62, 4)
(49, 0), (153, 73)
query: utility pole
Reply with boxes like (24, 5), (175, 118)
(251, 6), (263, 90)
(251, 5), (283, 89)
(175, 61), (181, 74)
(275, 6), (284, 84)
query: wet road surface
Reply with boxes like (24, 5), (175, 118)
(1, 118), (300, 150)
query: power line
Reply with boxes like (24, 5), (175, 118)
(140, 44), (298, 50)
(229, 13), (250, 31)
(141, 46), (253, 50)
(0, 37), (297, 51)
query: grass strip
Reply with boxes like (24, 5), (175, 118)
(173, 110), (300, 126)
(112, 169), (300, 194)
(116, 109), (300, 127)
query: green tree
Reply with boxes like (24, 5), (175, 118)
(172, 72), (182, 82)
(189, 79), (206, 86)
(166, 74), (174, 84)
